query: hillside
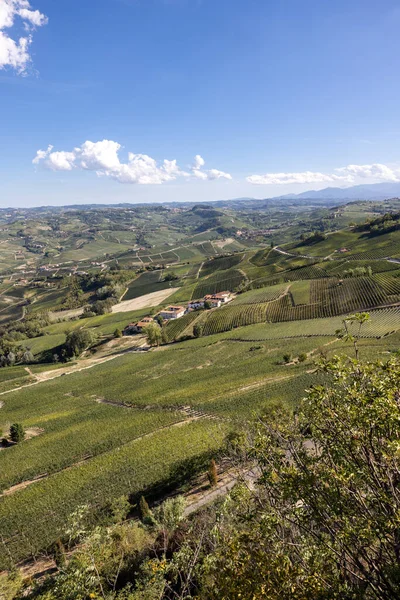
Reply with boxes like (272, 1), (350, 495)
(1, 198), (400, 584)
(275, 181), (400, 201)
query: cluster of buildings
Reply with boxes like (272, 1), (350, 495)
(123, 291), (233, 336)
(188, 291), (232, 310)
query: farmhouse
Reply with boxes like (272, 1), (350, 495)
(188, 299), (206, 310)
(204, 296), (222, 308)
(188, 292), (233, 311)
(123, 316), (154, 335)
(205, 291), (232, 304)
(159, 306), (186, 320)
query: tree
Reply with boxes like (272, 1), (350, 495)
(203, 356), (400, 599)
(153, 496), (186, 531)
(22, 350), (34, 364)
(298, 352), (307, 363)
(204, 300), (212, 310)
(336, 311), (370, 359)
(52, 539), (67, 569)
(208, 459), (218, 487)
(144, 322), (162, 347)
(155, 314), (164, 326)
(282, 352), (292, 363)
(163, 272), (179, 282)
(193, 323), (203, 338)
(6, 352), (15, 367)
(161, 327), (168, 345)
(10, 423), (25, 443)
(114, 328), (122, 338)
(64, 329), (97, 358)
(139, 495), (155, 526)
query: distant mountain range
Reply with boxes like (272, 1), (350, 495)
(273, 182), (400, 201)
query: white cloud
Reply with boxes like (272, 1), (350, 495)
(0, 1), (48, 73)
(335, 163), (400, 182)
(33, 141), (232, 185)
(18, 7), (47, 27)
(194, 154), (205, 170)
(247, 163), (400, 185)
(191, 154), (232, 181)
(247, 171), (348, 185)
(208, 168), (232, 180)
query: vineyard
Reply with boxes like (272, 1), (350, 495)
(202, 303), (269, 335)
(330, 259), (400, 274)
(344, 246), (400, 260)
(250, 264), (328, 289)
(290, 280), (311, 305)
(124, 270), (171, 300)
(201, 276), (400, 335)
(0, 332), (330, 567)
(372, 271), (400, 296)
(221, 307), (400, 341)
(231, 283), (288, 305)
(192, 268), (246, 298)
(263, 277), (398, 322)
(4, 201), (400, 577)
(164, 311), (200, 341)
(0, 419), (227, 568)
(200, 253), (243, 277)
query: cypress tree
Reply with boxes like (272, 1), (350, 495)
(208, 459), (218, 487)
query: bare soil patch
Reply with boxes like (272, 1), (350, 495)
(213, 238), (234, 249)
(111, 288), (179, 313)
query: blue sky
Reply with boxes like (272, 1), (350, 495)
(1, 0), (400, 206)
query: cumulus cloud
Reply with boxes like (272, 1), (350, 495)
(33, 141), (232, 185)
(191, 154), (232, 181)
(247, 163), (400, 185)
(0, 0), (48, 73)
(335, 163), (400, 182)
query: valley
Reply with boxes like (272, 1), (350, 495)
(1, 197), (400, 572)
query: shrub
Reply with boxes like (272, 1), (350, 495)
(193, 323), (203, 338)
(10, 423), (25, 444)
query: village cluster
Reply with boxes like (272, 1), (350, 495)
(123, 291), (233, 335)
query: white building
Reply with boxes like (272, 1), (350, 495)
(159, 306), (186, 320)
